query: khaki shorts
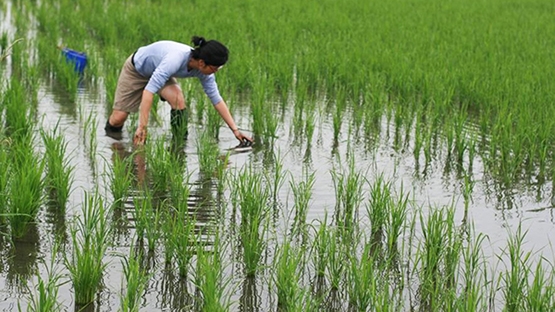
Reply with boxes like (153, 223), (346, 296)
(113, 54), (178, 113)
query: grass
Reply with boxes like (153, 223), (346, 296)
(193, 232), (232, 312)
(289, 168), (315, 231)
(2, 0), (555, 310)
(108, 147), (135, 209)
(234, 166), (270, 277)
(40, 127), (74, 210)
(7, 140), (45, 239)
(119, 246), (151, 312)
(19, 242), (65, 312)
(273, 240), (307, 311)
(65, 192), (111, 306)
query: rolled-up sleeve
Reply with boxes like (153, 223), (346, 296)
(199, 74), (223, 105)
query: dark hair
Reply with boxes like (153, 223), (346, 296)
(191, 35), (229, 66)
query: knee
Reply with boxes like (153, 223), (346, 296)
(109, 110), (129, 127)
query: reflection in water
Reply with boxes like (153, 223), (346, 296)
(239, 276), (260, 312)
(108, 138), (223, 309)
(45, 199), (68, 245)
(5, 223), (39, 292)
(159, 265), (195, 311)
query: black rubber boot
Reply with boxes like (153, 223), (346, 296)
(105, 120), (123, 140)
(171, 109), (188, 141)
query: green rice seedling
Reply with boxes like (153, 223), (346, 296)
(331, 86), (347, 142)
(461, 174), (475, 224)
(193, 232), (232, 312)
(385, 186), (409, 258)
(40, 127), (74, 210)
(289, 168), (315, 231)
(525, 260), (555, 311)
(0, 138), (11, 223)
(416, 205), (462, 311)
(83, 111), (98, 170)
(458, 231), (489, 311)
(273, 240), (307, 311)
(500, 225), (532, 312)
(8, 143), (45, 239)
(366, 175), (391, 249)
(109, 149), (135, 209)
(346, 241), (377, 311)
(210, 149), (230, 196)
(197, 131), (221, 175)
(2, 79), (34, 142)
(310, 216), (331, 278)
(193, 90), (207, 127)
(206, 99), (223, 138)
(291, 84), (306, 140)
(325, 226), (345, 291)
(132, 188), (163, 252)
(167, 163), (191, 213)
(19, 242), (66, 312)
(65, 192), (111, 306)
(304, 107), (316, 147)
(0, 38), (23, 63)
(331, 156), (366, 238)
(147, 138), (179, 194)
(263, 149), (288, 203)
(235, 166), (270, 277)
(119, 247), (150, 312)
(167, 207), (197, 277)
(163, 163), (191, 265)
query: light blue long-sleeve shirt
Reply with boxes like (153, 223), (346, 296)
(133, 40), (223, 105)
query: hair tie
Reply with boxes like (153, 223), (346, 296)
(198, 39), (204, 47)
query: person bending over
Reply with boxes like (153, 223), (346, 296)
(105, 36), (252, 145)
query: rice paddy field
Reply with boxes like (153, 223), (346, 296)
(1, 0), (555, 311)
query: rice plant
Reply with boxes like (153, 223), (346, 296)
(415, 205), (462, 311)
(273, 240), (307, 311)
(500, 225), (533, 312)
(118, 247), (150, 312)
(108, 147), (135, 209)
(263, 148), (288, 203)
(310, 216), (331, 278)
(82, 111), (98, 172)
(196, 130), (221, 175)
(41, 127), (74, 210)
(346, 240), (378, 311)
(289, 168), (315, 231)
(8, 142), (45, 239)
(166, 206), (197, 277)
(325, 226), (346, 291)
(132, 188), (163, 252)
(65, 192), (111, 306)
(193, 233), (232, 312)
(331, 156), (366, 238)
(147, 138), (175, 194)
(235, 166), (270, 277)
(0, 137), (11, 223)
(19, 241), (65, 312)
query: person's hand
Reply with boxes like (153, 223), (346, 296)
(233, 129), (253, 145)
(133, 126), (148, 145)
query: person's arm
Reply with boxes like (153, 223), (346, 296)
(134, 90), (155, 145)
(213, 100), (253, 143)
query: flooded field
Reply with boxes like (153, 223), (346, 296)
(1, 0), (555, 311)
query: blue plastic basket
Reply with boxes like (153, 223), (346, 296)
(61, 48), (87, 73)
